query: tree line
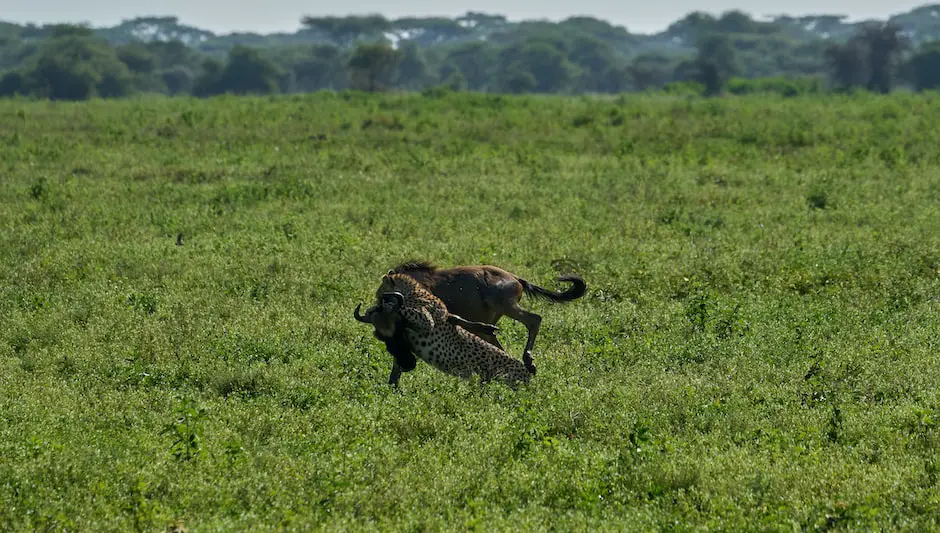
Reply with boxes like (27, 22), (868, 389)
(2, 8), (940, 100)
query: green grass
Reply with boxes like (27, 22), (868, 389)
(1, 90), (939, 531)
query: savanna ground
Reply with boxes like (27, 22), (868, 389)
(0, 91), (938, 531)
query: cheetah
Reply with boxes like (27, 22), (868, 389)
(357, 273), (534, 388)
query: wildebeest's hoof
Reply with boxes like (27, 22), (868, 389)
(523, 350), (536, 375)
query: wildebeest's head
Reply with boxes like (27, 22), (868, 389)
(354, 290), (405, 339)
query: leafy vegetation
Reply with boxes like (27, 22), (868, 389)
(3, 6), (940, 99)
(0, 91), (938, 530)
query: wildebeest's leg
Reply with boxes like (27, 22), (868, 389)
(504, 304), (541, 375)
(455, 314), (504, 350)
(371, 310), (415, 386)
(446, 314), (499, 338)
(463, 314), (505, 350)
(478, 331), (504, 350)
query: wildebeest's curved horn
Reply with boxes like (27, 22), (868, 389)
(353, 303), (373, 323)
(380, 291), (405, 310)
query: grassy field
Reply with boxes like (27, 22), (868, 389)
(0, 90), (938, 531)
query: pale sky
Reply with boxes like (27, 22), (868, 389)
(3, 0), (929, 35)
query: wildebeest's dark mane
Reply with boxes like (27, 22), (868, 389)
(389, 260), (438, 274)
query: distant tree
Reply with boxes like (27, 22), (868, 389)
(191, 57), (223, 97)
(672, 58), (700, 83)
(503, 70), (537, 93)
(558, 16), (633, 43)
(116, 43), (156, 74)
(825, 23), (908, 93)
(909, 40), (940, 90)
(160, 65), (194, 95)
(566, 36), (617, 91)
(0, 70), (25, 96)
(21, 32), (134, 100)
(599, 65), (630, 93)
(347, 42), (401, 92)
(293, 44), (344, 91)
(696, 60), (724, 96)
(395, 40), (430, 90)
(455, 12), (508, 32)
(498, 40), (577, 93)
(103, 16), (215, 45)
(389, 18), (470, 47)
(825, 39), (869, 91)
(666, 12), (718, 45)
(858, 22), (909, 93)
(146, 40), (197, 69)
(300, 15), (390, 48)
(777, 40), (829, 76)
(627, 53), (674, 91)
(694, 34), (737, 95)
(48, 24), (95, 39)
(716, 10), (757, 34)
(26, 57), (98, 100)
(438, 63), (467, 90)
(215, 46), (280, 95)
(441, 42), (496, 91)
